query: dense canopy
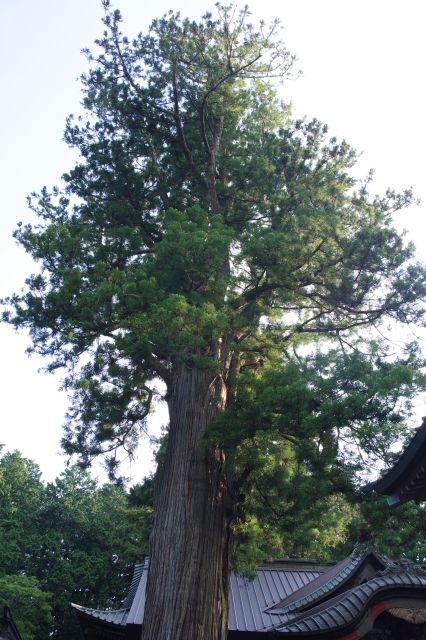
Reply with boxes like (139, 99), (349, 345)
(3, 3), (426, 639)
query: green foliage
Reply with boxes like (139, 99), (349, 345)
(0, 575), (52, 640)
(36, 467), (152, 638)
(228, 342), (426, 566)
(350, 493), (426, 562)
(0, 452), (54, 639)
(1, 8), (426, 631)
(0, 451), (45, 577)
(0, 449), (150, 640)
(2, 4), (425, 475)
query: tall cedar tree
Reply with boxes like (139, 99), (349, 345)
(3, 4), (426, 639)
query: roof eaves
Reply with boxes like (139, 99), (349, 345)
(363, 416), (426, 496)
(268, 571), (426, 635)
(71, 602), (129, 627)
(265, 549), (385, 615)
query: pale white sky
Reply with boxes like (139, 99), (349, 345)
(1, 0), (425, 482)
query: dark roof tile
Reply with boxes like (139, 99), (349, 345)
(73, 554), (426, 637)
(266, 549), (386, 615)
(275, 571), (426, 634)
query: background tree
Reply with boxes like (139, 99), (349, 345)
(351, 494), (426, 562)
(0, 451), (52, 640)
(36, 469), (136, 638)
(0, 451), (45, 577)
(0, 575), (52, 640)
(0, 449), (151, 640)
(2, 3), (426, 639)
(37, 467), (152, 639)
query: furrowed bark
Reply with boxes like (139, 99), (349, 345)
(141, 362), (233, 640)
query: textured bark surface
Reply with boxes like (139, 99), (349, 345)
(140, 364), (233, 640)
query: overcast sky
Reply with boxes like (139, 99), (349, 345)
(1, 0), (425, 483)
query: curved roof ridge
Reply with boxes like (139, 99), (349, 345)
(265, 548), (385, 615)
(268, 570), (426, 634)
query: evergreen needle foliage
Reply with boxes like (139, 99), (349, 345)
(2, 3), (426, 639)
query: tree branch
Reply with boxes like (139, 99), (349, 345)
(199, 54), (262, 156)
(172, 59), (208, 191)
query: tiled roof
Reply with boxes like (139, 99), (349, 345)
(122, 563), (145, 609)
(126, 561), (148, 625)
(228, 565), (323, 632)
(71, 603), (129, 627)
(71, 560), (149, 628)
(73, 551), (426, 637)
(73, 561), (324, 633)
(0, 606), (23, 640)
(266, 548), (386, 615)
(272, 572), (426, 635)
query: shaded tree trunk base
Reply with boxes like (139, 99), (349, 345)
(141, 364), (233, 640)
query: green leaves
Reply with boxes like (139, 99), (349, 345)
(0, 450), (151, 639)
(0, 452), (44, 577)
(0, 575), (52, 640)
(2, 2), (425, 483)
(225, 342), (426, 565)
(152, 207), (232, 299)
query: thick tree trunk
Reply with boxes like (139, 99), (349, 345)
(140, 363), (233, 640)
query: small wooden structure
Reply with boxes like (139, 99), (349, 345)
(364, 416), (426, 505)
